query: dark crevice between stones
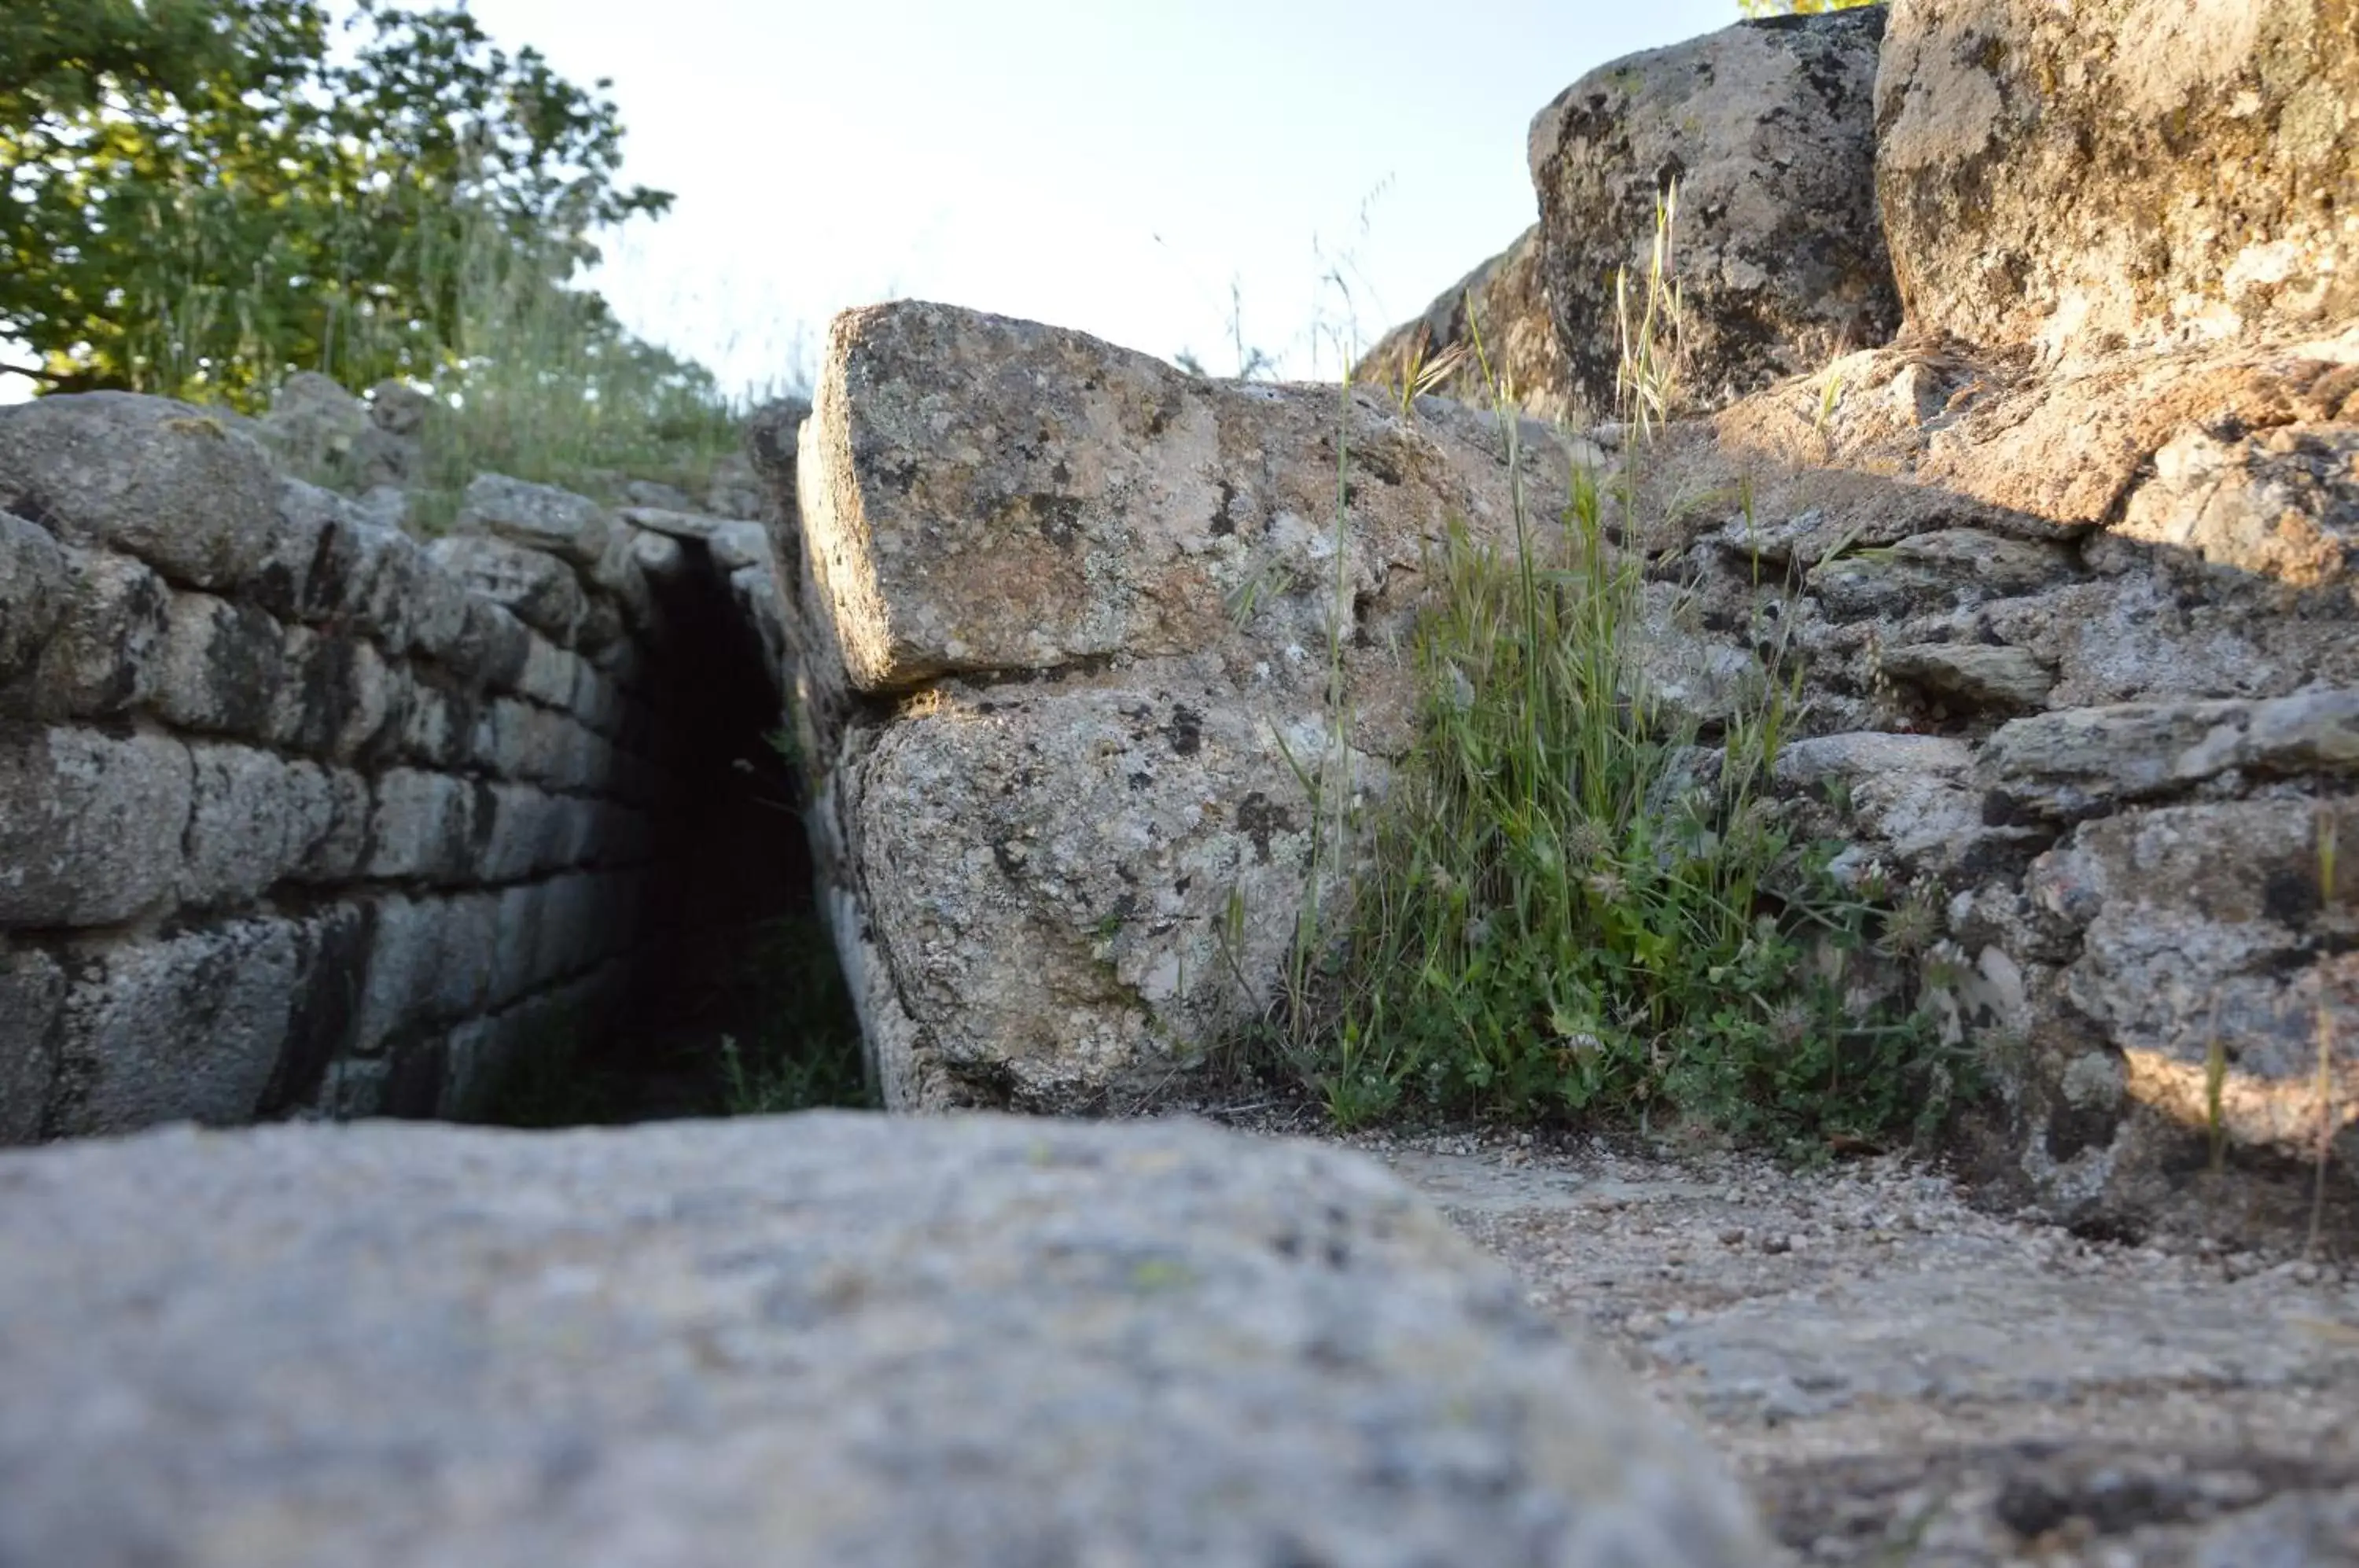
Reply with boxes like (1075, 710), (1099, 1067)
(474, 545), (867, 1128)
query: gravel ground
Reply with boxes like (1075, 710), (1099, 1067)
(1194, 1106), (2359, 1565)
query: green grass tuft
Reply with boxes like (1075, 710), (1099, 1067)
(1278, 183), (1963, 1156)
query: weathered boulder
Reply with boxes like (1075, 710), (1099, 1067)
(458, 472), (614, 569)
(1599, 311), (2359, 1240)
(1354, 225), (1576, 421)
(0, 727), (193, 928)
(782, 301), (1567, 1109)
(0, 1113), (1768, 1566)
(1877, 0), (2359, 358)
(0, 946), (64, 1144)
(2029, 797), (2357, 1166)
(0, 392), (282, 591)
(255, 370), (421, 491)
(1527, 9), (1897, 417)
(428, 532), (589, 644)
(0, 510), (66, 678)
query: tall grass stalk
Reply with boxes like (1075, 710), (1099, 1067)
(1286, 185), (1949, 1149)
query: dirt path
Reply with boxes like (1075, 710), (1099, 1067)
(1338, 1128), (2359, 1564)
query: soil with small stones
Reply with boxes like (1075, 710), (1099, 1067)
(1192, 1105), (2359, 1565)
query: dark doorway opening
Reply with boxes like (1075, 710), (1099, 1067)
(480, 542), (867, 1127)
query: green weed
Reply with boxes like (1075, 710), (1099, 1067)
(1274, 184), (1956, 1154)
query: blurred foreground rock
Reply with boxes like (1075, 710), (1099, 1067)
(0, 1113), (1767, 1568)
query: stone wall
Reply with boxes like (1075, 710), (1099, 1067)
(0, 392), (713, 1142)
(760, 3), (2357, 1246)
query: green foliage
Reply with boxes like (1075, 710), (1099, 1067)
(1283, 185), (1962, 1155)
(392, 209), (748, 529)
(1, 0), (669, 405)
(1306, 510), (1952, 1153)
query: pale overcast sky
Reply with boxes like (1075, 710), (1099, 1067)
(462, 0), (1742, 396)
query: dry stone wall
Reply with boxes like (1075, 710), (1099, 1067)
(0, 392), (701, 1142)
(760, 300), (1577, 1113)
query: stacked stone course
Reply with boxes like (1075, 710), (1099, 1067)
(0, 392), (696, 1142)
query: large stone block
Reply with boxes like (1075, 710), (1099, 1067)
(1877, 0), (2359, 356)
(1527, 9), (1896, 414)
(470, 696), (576, 786)
(364, 769), (480, 883)
(290, 767), (371, 884)
(844, 683), (1376, 1111)
(513, 633), (583, 710)
(255, 372), (418, 492)
(0, 510), (67, 680)
(270, 625), (393, 761)
(0, 727), (191, 928)
(0, 1115), (1767, 1566)
(395, 678), (473, 769)
(0, 944), (66, 1145)
(13, 546), (167, 719)
(178, 745), (338, 911)
(353, 893), (498, 1053)
(456, 473), (612, 569)
(46, 918), (302, 1137)
(2030, 796), (2359, 1161)
(797, 300), (1558, 695)
(247, 477), (338, 621)
(153, 591), (285, 738)
(454, 597), (535, 691)
(256, 903), (369, 1116)
(1980, 688), (2359, 822)
(428, 535), (587, 645)
(477, 784), (594, 882)
(0, 393), (281, 591)
(269, 481), (448, 662)
(341, 516), (429, 657)
(489, 882), (547, 1008)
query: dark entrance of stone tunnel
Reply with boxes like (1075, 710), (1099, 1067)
(478, 537), (863, 1127)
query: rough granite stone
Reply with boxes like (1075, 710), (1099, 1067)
(1527, 9), (1897, 414)
(0, 510), (67, 679)
(0, 1113), (1768, 1567)
(365, 768), (480, 883)
(0, 944), (65, 1144)
(256, 370), (418, 491)
(797, 300), (1562, 694)
(1877, 0), (2359, 357)
(46, 918), (302, 1136)
(1979, 688), (2359, 821)
(846, 683), (1377, 1111)
(1356, 225), (1576, 421)
(178, 744), (338, 911)
(152, 590), (286, 738)
(0, 727), (191, 928)
(458, 473), (613, 569)
(17, 546), (170, 718)
(0, 392), (282, 591)
(2030, 795), (2359, 1162)
(429, 533), (588, 645)
(269, 624), (393, 761)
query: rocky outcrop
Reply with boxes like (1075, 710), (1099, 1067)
(1352, 225), (1576, 421)
(765, 300), (1577, 1112)
(1525, 8), (1898, 417)
(1876, 0), (2359, 360)
(1618, 317), (2359, 1241)
(0, 1112), (1770, 1566)
(0, 392), (772, 1141)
